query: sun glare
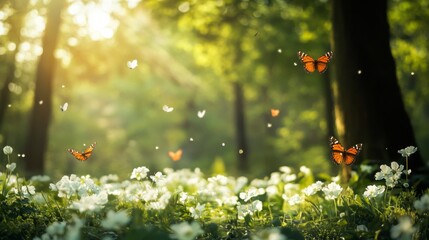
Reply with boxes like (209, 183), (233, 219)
(67, 1), (120, 41)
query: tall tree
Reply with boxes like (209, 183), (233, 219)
(331, 0), (426, 181)
(24, 0), (65, 176)
(0, 0), (29, 132)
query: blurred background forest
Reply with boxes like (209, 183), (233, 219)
(0, 0), (428, 180)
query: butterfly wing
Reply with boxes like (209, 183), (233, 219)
(343, 143), (363, 165)
(329, 136), (345, 165)
(315, 51), (333, 73)
(81, 142), (96, 160)
(68, 142), (96, 161)
(298, 51), (316, 73)
(271, 109), (280, 117)
(168, 149), (182, 161)
(68, 148), (85, 161)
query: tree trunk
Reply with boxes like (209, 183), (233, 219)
(233, 81), (248, 172)
(24, 0), (65, 176)
(322, 71), (335, 140)
(331, 0), (425, 176)
(0, 0), (29, 132)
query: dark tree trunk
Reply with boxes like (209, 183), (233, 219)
(322, 71), (335, 140)
(0, 0), (29, 132)
(233, 81), (248, 172)
(331, 0), (426, 181)
(24, 0), (65, 176)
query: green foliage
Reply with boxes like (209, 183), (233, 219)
(2, 150), (428, 240)
(0, 194), (58, 239)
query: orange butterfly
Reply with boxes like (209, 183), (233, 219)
(68, 142), (96, 161)
(329, 136), (362, 165)
(271, 109), (280, 117)
(297, 51), (333, 73)
(168, 149), (182, 161)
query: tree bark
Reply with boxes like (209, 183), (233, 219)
(233, 81), (248, 172)
(331, 0), (425, 174)
(24, 0), (65, 176)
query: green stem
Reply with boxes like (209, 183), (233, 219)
(405, 156), (409, 184)
(334, 199), (338, 217)
(1, 155), (10, 196)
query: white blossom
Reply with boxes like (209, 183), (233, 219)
(170, 221), (204, 240)
(130, 166), (150, 180)
(390, 216), (416, 240)
(414, 194), (429, 213)
(322, 182), (343, 200)
(398, 146), (418, 157)
(101, 210), (130, 230)
(363, 185), (385, 199)
(3, 145), (13, 155)
(189, 203), (205, 219)
(6, 162), (16, 172)
(302, 181), (324, 196)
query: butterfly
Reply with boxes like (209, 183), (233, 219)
(197, 110), (206, 118)
(127, 59), (138, 69)
(168, 149), (182, 161)
(162, 105), (174, 112)
(329, 136), (363, 165)
(68, 142), (96, 161)
(271, 109), (280, 117)
(297, 51), (333, 73)
(60, 102), (68, 112)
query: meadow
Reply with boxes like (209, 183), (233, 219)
(1, 145), (428, 239)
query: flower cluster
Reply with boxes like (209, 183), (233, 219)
(1, 145), (427, 240)
(374, 162), (405, 188)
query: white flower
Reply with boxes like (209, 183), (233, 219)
(356, 225), (368, 232)
(3, 145), (13, 155)
(363, 185), (385, 199)
(20, 185), (36, 198)
(130, 166), (150, 180)
(239, 187), (265, 202)
(189, 203), (205, 219)
(251, 227), (286, 240)
(69, 191), (108, 213)
(46, 221), (66, 235)
(178, 192), (188, 204)
(360, 164), (373, 173)
(299, 166), (311, 175)
(398, 146), (417, 157)
(237, 200), (263, 220)
(284, 193), (303, 206)
(279, 166), (292, 174)
(65, 215), (85, 240)
(322, 182), (343, 200)
(265, 185), (279, 197)
(374, 162), (404, 188)
(331, 175), (340, 183)
(30, 175), (51, 182)
(390, 216), (416, 240)
(414, 194), (429, 213)
(6, 162), (16, 172)
(101, 210), (130, 230)
(302, 181), (324, 196)
(150, 171), (167, 186)
(170, 221), (204, 240)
